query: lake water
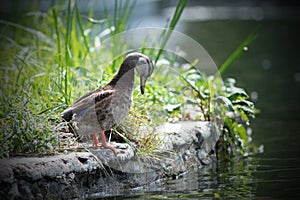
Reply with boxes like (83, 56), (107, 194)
(101, 11), (300, 200)
(186, 20), (300, 199)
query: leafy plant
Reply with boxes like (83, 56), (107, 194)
(180, 31), (257, 159)
(0, 0), (186, 157)
(181, 66), (256, 159)
(0, 0), (257, 160)
(181, 67), (213, 121)
(216, 78), (256, 159)
(0, 0), (122, 157)
(0, 90), (59, 157)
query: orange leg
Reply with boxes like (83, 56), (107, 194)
(92, 131), (118, 155)
(92, 133), (102, 147)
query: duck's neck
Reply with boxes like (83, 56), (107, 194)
(108, 65), (135, 91)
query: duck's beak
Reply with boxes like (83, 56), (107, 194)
(140, 76), (146, 95)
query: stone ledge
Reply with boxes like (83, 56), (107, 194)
(0, 121), (220, 199)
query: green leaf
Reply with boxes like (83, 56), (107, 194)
(208, 78), (214, 99)
(214, 193), (221, 198)
(232, 99), (254, 108)
(228, 90), (249, 100)
(237, 109), (250, 124)
(182, 75), (199, 93)
(236, 124), (247, 145)
(185, 97), (200, 105)
(224, 78), (249, 100)
(215, 96), (234, 111)
(235, 105), (255, 115)
(163, 103), (181, 113)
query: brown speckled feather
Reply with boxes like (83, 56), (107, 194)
(62, 71), (134, 135)
(61, 53), (153, 138)
(62, 86), (114, 122)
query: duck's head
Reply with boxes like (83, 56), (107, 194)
(124, 52), (154, 94)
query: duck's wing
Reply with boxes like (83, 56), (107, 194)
(62, 89), (115, 122)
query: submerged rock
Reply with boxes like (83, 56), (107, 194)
(0, 121), (220, 199)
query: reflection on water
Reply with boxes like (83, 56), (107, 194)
(98, 158), (258, 199)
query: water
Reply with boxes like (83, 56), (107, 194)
(106, 17), (300, 200)
(95, 158), (258, 199)
(91, 19), (300, 199)
(219, 20), (300, 199)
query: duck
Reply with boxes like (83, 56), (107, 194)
(62, 52), (154, 155)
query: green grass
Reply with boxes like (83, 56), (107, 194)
(0, 0), (257, 159)
(0, 0), (187, 157)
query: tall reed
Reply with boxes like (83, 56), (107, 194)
(0, 0), (188, 157)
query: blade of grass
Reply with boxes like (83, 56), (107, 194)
(75, 0), (90, 62)
(38, 103), (66, 114)
(120, 0), (136, 33)
(109, 0), (136, 71)
(155, 0), (187, 63)
(52, 7), (62, 71)
(114, 0), (118, 33)
(218, 31), (257, 74)
(65, 0), (72, 65)
(64, 0), (74, 105)
(52, 7), (66, 103)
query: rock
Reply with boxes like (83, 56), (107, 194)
(0, 121), (220, 199)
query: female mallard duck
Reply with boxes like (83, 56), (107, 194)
(62, 53), (154, 155)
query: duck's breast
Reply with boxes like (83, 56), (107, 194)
(110, 88), (133, 126)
